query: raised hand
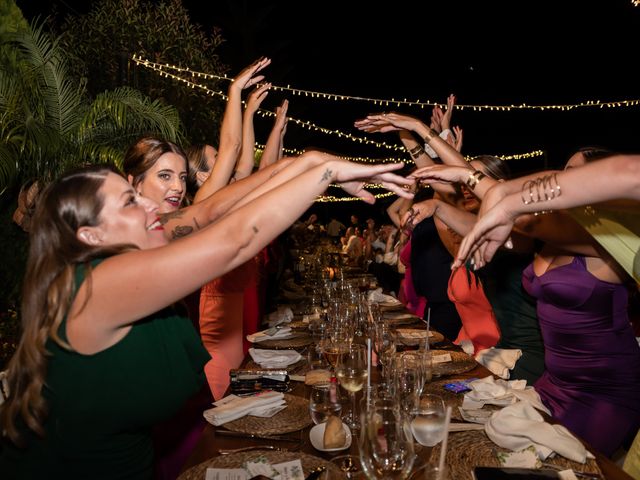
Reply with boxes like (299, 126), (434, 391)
(354, 112), (422, 134)
(430, 106), (444, 133)
(410, 164), (472, 186)
(452, 126), (463, 152)
(453, 185), (514, 269)
(441, 94), (456, 132)
(245, 82), (271, 114)
(231, 57), (272, 91)
(274, 99), (289, 134)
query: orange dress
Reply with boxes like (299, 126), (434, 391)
(199, 261), (253, 400)
(447, 266), (500, 354)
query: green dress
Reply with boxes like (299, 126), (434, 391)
(1, 259), (210, 479)
(477, 250), (546, 384)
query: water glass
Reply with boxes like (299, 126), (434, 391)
(309, 383), (342, 425)
(410, 393), (446, 447)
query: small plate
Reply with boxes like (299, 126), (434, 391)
(309, 422), (352, 452)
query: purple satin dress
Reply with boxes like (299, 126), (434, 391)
(523, 256), (640, 457)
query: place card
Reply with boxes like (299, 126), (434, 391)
(432, 353), (452, 364)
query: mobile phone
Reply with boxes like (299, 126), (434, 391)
(443, 378), (478, 393)
(472, 467), (559, 479)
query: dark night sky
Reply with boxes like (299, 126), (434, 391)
(16, 0), (640, 176)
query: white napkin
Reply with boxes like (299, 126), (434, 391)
(476, 348), (523, 379)
(246, 327), (294, 344)
(266, 307), (294, 327)
(249, 348), (302, 368)
(367, 288), (400, 305)
(463, 376), (550, 414)
(203, 391), (285, 426)
(485, 401), (594, 463)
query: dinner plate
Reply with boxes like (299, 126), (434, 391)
(309, 421), (352, 452)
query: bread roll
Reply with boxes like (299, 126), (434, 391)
(323, 415), (346, 449)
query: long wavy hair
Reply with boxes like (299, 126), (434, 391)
(0, 165), (134, 446)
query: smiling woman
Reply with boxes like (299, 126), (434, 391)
(124, 137), (189, 213)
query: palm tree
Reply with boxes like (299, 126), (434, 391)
(0, 20), (183, 192)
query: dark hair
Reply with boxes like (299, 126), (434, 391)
(576, 146), (616, 163)
(1, 165), (135, 445)
(123, 137), (187, 189)
(472, 155), (511, 180)
(185, 144), (209, 195)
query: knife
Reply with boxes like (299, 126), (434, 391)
(215, 429), (301, 442)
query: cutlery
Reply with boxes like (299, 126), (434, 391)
(215, 429), (301, 442)
(218, 445), (291, 455)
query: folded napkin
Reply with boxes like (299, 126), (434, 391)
(266, 307), (294, 327)
(367, 288), (400, 305)
(203, 391), (285, 426)
(249, 348), (302, 368)
(476, 348), (523, 379)
(485, 401), (594, 463)
(246, 326), (294, 344)
(463, 376), (550, 414)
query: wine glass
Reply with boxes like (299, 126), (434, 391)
(309, 383), (342, 425)
(410, 393), (446, 447)
(395, 352), (424, 414)
(359, 397), (415, 479)
(335, 343), (368, 430)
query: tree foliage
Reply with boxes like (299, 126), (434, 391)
(60, 0), (229, 145)
(0, 18), (183, 190)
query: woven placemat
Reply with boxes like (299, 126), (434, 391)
(394, 328), (445, 346)
(287, 320), (311, 331)
(257, 334), (313, 350)
(429, 430), (603, 480)
(431, 350), (477, 377)
(379, 302), (408, 312)
(221, 393), (312, 435)
(178, 450), (346, 480)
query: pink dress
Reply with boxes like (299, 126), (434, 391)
(398, 238), (426, 317)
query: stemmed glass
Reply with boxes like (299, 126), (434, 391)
(335, 343), (368, 430)
(309, 383), (342, 425)
(359, 397), (415, 479)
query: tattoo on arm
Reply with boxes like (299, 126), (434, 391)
(171, 225), (194, 239)
(194, 218), (201, 231)
(159, 210), (185, 225)
(320, 168), (333, 183)
(252, 226), (259, 234)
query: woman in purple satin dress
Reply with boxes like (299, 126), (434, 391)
(521, 149), (640, 457)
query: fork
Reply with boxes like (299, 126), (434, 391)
(217, 444), (300, 455)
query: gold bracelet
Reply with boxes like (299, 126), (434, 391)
(466, 170), (486, 191)
(408, 144), (424, 157)
(422, 128), (438, 145)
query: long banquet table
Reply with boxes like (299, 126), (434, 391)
(179, 318), (632, 480)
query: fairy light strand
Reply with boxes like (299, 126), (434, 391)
(132, 55), (640, 112)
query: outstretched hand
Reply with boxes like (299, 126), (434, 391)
(354, 112), (421, 134)
(453, 186), (514, 269)
(410, 164), (472, 186)
(232, 57), (272, 91)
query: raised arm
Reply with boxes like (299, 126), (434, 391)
(194, 57), (271, 202)
(235, 82), (272, 181)
(260, 99), (289, 169)
(386, 194), (413, 229)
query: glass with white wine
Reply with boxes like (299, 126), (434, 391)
(335, 343), (368, 430)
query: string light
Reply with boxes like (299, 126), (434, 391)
(133, 55), (640, 112)
(316, 191), (396, 203)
